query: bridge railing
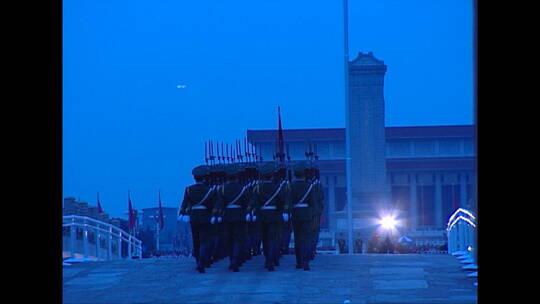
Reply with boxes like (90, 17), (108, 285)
(446, 208), (477, 264)
(63, 215), (142, 261)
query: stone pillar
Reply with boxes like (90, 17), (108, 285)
(410, 174), (418, 229)
(460, 173), (467, 208)
(328, 176), (336, 229)
(435, 173), (443, 228)
(346, 51), (391, 238)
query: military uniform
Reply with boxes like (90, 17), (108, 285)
(290, 162), (318, 270)
(208, 165), (226, 266)
(221, 164), (249, 272)
(307, 165), (323, 261)
(249, 162), (290, 271)
(179, 165), (223, 273)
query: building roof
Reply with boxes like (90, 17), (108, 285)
(247, 125), (475, 142)
(314, 157), (475, 172)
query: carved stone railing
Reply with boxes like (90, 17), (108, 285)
(63, 215), (142, 261)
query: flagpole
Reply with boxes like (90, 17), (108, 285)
(343, 0), (354, 255)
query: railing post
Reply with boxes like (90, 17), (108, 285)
(83, 218), (89, 258)
(96, 228), (100, 260)
(108, 227), (112, 261)
(128, 234), (132, 259)
(118, 232), (122, 259)
(70, 217), (76, 257)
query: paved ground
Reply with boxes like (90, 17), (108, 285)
(63, 254), (477, 304)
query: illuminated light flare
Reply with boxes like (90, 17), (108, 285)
(379, 215), (398, 230)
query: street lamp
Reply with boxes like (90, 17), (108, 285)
(379, 215), (397, 230)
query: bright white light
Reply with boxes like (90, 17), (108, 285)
(379, 216), (397, 230)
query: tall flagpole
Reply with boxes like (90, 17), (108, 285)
(343, 0), (354, 255)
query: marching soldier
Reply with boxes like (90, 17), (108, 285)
(290, 161), (318, 270)
(249, 161), (290, 271)
(208, 164), (226, 266)
(221, 164), (249, 272)
(244, 162), (261, 261)
(308, 165), (324, 261)
(178, 165), (223, 273)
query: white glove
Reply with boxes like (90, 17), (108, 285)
(178, 215), (183, 221)
(246, 214), (251, 222)
(252, 215), (257, 222)
(210, 216), (216, 224)
(217, 217), (223, 223)
(282, 213), (289, 222)
(182, 215), (190, 223)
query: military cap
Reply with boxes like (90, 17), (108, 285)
(235, 163), (247, 172)
(224, 164), (239, 175)
(259, 161), (276, 175)
(292, 161), (309, 174)
(210, 164), (226, 173)
(192, 165), (210, 177)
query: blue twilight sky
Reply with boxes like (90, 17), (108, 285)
(63, 0), (473, 218)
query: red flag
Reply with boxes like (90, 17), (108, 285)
(97, 192), (103, 214)
(158, 190), (164, 230)
(128, 191), (135, 231)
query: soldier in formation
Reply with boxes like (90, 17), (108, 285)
(178, 107), (324, 273)
(178, 165), (223, 273)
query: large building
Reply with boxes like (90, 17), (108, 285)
(247, 52), (476, 248)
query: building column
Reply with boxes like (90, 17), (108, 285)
(435, 173), (443, 228)
(95, 230), (100, 260)
(460, 172), (467, 209)
(409, 174), (418, 230)
(328, 175), (336, 230)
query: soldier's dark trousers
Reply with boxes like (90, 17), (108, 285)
(261, 222), (280, 268)
(225, 221), (246, 269)
(190, 222), (212, 271)
(190, 222), (201, 264)
(293, 220), (312, 268)
(281, 221), (292, 254)
(207, 223), (220, 265)
(249, 221), (262, 256)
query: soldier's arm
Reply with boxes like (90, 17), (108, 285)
(283, 182), (292, 213)
(179, 187), (190, 215)
(247, 184), (259, 215)
(211, 185), (225, 216)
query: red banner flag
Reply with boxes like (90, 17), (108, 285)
(158, 190), (164, 230)
(128, 191), (136, 231)
(97, 192), (103, 214)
